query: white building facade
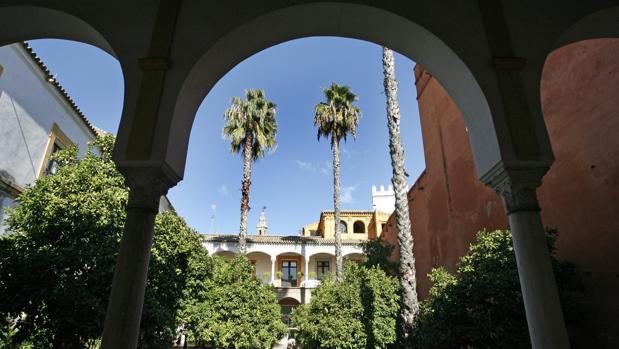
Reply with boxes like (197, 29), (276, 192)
(0, 42), (99, 234)
(202, 235), (365, 305)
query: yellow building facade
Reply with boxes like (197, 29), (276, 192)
(301, 209), (391, 240)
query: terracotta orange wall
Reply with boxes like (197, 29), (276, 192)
(382, 38), (619, 346)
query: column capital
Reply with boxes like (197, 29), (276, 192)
(118, 164), (179, 212)
(481, 163), (548, 214)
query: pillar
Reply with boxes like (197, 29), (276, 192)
(304, 257), (309, 284)
(100, 167), (175, 349)
(270, 256), (276, 285)
(489, 168), (570, 348)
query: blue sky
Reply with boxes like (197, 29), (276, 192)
(29, 37), (425, 235)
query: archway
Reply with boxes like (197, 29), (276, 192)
(166, 3), (498, 181)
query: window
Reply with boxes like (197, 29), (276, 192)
(44, 142), (62, 175)
(281, 260), (297, 287)
(353, 221), (365, 234)
(38, 123), (73, 178)
(381, 223), (386, 233)
(338, 220), (347, 234)
(316, 260), (330, 280)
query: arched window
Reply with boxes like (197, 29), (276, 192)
(338, 221), (348, 234)
(353, 221), (365, 234)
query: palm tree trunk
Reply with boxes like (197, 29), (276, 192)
(332, 138), (343, 281)
(239, 132), (253, 254)
(382, 46), (419, 344)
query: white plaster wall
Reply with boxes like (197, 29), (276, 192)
(0, 44), (95, 189)
(247, 252), (272, 283)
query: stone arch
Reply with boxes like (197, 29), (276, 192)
(166, 2), (498, 180)
(343, 252), (365, 263)
(550, 6), (619, 51)
(339, 220), (348, 234)
(353, 220), (366, 234)
(0, 6), (115, 57)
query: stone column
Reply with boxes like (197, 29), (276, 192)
(488, 167), (570, 349)
(270, 256), (276, 285)
(100, 167), (175, 349)
(304, 257), (310, 284)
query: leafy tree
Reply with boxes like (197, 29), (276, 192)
(139, 212), (205, 348)
(314, 83), (361, 280)
(382, 46), (420, 344)
(223, 89), (278, 254)
(181, 255), (286, 349)
(414, 229), (583, 348)
(0, 135), (204, 348)
(292, 262), (399, 348)
(361, 238), (399, 276)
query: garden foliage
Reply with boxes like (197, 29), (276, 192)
(181, 255), (286, 349)
(414, 229), (583, 348)
(0, 135), (206, 348)
(292, 262), (400, 349)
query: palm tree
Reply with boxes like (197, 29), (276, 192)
(223, 89), (277, 254)
(314, 83), (360, 281)
(382, 47), (419, 344)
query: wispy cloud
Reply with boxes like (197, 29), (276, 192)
(341, 147), (351, 160)
(217, 184), (229, 196)
(296, 159), (333, 176)
(321, 161), (331, 175)
(340, 186), (356, 204)
(295, 160), (317, 173)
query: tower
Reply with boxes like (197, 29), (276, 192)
(371, 185), (396, 213)
(256, 206), (268, 236)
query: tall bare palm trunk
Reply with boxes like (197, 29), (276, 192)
(239, 132), (253, 254)
(382, 46), (419, 343)
(332, 137), (343, 280)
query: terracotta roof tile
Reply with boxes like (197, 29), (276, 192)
(201, 234), (365, 246)
(19, 42), (99, 138)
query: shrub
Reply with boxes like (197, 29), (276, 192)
(414, 229), (583, 348)
(292, 262), (400, 348)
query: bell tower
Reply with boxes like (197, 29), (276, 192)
(256, 206), (268, 236)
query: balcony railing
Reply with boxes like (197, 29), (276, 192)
(265, 278), (322, 288)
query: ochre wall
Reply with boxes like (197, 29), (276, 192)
(381, 38), (619, 346)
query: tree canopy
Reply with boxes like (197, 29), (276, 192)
(181, 255), (286, 349)
(223, 88), (278, 160)
(0, 135), (205, 348)
(414, 229), (583, 348)
(292, 262), (400, 349)
(313, 83), (361, 146)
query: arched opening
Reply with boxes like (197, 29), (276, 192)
(308, 252), (335, 281)
(0, 37), (123, 236)
(339, 220), (348, 235)
(213, 250), (236, 259)
(276, 252), (305, 288)
(167, 3), (497, 182)
(536, 37), (619, 345)
(343, 252), (365, 264)
(279, 297), (301, 326)
(353, 220), (365, 234)
(246, 251), (273, 283)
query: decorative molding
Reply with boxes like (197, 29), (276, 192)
(37, 123), (75, 179)
(121, 166), (178, 212)
(480, 162), (548, 213)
